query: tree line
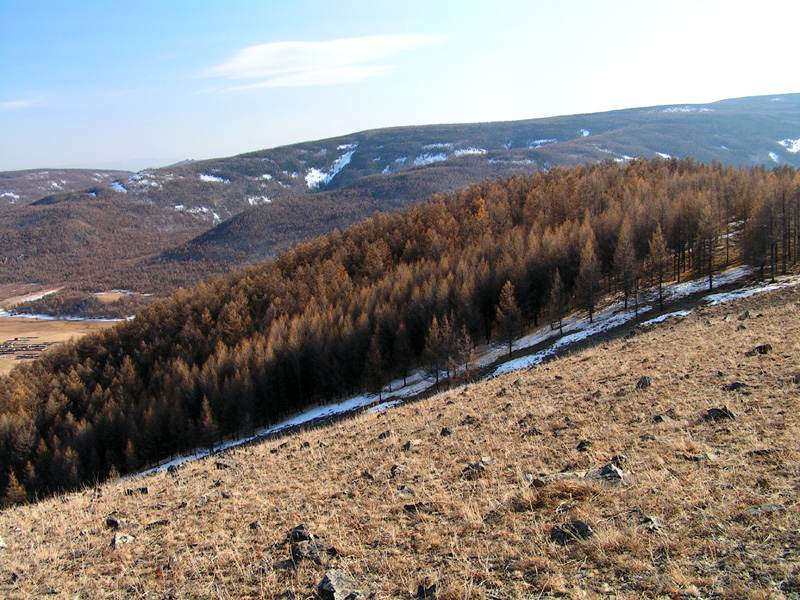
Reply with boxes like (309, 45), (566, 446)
(1, 158), (798, 504)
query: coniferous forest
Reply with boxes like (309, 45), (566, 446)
(1, 158), (799, 504)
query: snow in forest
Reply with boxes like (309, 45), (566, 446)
(528, 138), (557, 149)
(769, 152), (781, 163)
(454, 148), (487, 157)
(778, 137), (800, 153)
(199, 174), (230, 183)
(247, 195), (272, 205)
(110, 181), (127, 193)
(305, 146), (357, 189)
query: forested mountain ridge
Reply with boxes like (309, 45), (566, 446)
(1, 94), (798, 312)
(1, 158), (797, 504)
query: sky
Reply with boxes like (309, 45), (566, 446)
(1, 0), (798, 172)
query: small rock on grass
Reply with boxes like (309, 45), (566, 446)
(636, 376), (652, 390)
(318, 569), (364, 600)
(745, 343), (773, 356)
(550, 520), (594, 545)
(110, 532), (136, 549)
(705, 406), (736, 421)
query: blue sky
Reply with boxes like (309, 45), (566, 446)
(1, 0), (797, 171)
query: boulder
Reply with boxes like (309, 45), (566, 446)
(550, 520), (594, 545)
(291, 540), (337, 565)
(584, 463), (629, 486)
(318, 570), (364, 600)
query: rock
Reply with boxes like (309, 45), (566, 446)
(402, 439), (421, 451)
(389, 464), (404, 478)
(145, 519), (170, 530)
(215, 458), (241, 470)
(723, 382), (748, 392)
(397, 484), (415, 497)
(636, 376), (652, 390)
(584, 463), (629, 486)
(318, 569), (364, 600)
(440, 427), (452, 437)
(110, 532), (136, 549)
(781, 577), (800, 593)
(167, 464), (180, 475)
(641, 515), (665, 533)
(415, 582), (437, 598)
(404, 502), (443, 515)
(745, 448), (777, 458)
(291, 540), (337, 565)
(736, 324), (746, 331)
(738, 310), (750, 321)
(550, 520), (594, 545)
(531, 471), (586, 487)
(705, 406), (736, 421)
(288, 524), (315, 543)
(461, 457), (495, 480)
(0, 536), (6, 553)
(610, 454), (628, 467)
(124, 486), (148, 496)
(741, 503), (785, 517)
(745, 343), (773, 356)
(105, 516), (124, 530)
(640, 432), (656, 441)
(377, 430), (391, 440)
(249, 520), (262, 531)
(275, 591), (297, 600)
(167, 554), (180, 569)
(576, 439), (592, 452)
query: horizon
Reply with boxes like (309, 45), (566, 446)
(2, 0), (798, 172)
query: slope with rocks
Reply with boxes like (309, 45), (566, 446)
(0, 278), (797, 600)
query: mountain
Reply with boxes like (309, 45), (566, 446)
(0, 93), (798, 310)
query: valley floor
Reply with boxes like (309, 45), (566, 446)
(1, 276), (799, 599)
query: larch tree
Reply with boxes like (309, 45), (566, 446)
(495, 280), (523, 356)
(647, 224), (671, 310)
(614, 218), (637, 308)
(549, 269), (566, 335)
(576, 234), (601, 322)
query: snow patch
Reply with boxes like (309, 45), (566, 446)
(527, 138), (557, 149)
(337, 142), (358, 150)
(663, 106), (713, 113)
(305, 146), (357, 189)
(260, 173), (273, 180)
(110, 181), (127, 193)
(0, 192), (20, 201)
(580, 129), (590, 137)
(423, 142), (454, 150)
(247, 195), (272, 205)
(769, 152), (781, 163)
(382, 165), (391, 174)
(199, 174), (230, 183)
(655, 152), (673, 159)
(640, 310), (692, 326)
(778, 137), (800, 153)
(454, 147), (487, 157)
(413, 152), (448, 166)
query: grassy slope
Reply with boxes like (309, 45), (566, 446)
(1, 281), (798, 599)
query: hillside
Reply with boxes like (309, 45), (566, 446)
(0, 279), (797, 599)
(0, 158), (797, 504)
(1, 93), (798, 315)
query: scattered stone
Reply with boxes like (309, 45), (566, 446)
(145, 519), (170, 530)
(636, 376), (652, 390)
(460, 415), (477, 426)
(738, 310), (750, 321)
(110, 532), (136, 549)
(641, 515), (665, 533)
(0, 537), (6, 553)
(576, 440), (592, 452)
(584, 463), (630, 486)
(550, 520), (594, 545)
(705, 406), (736, 421)
(522, 427), (543, 437)
(440, 427), (452, 437)
(532, 471), (585, 487)
(415, 582), (437, 598)
(781, 577), (800, 593)
(167, 554), (179, 569)
(640, 432), (656, 441)
(215, 458), (241, 470)
(390, 464), (404, 478)
(741, 503), (785, 517)
(723, 382), (748, 392)
(746, 448), (777, 458)
(105, 516), (124, 530)
(461, 457), (495, 480)
(397, 484), (415, 497)
(318, 569), (364, 600)
(793, 373), (800, 385)
(124, 486), (148, 496)
(611, 454), (628, 467)
(275, 591), (297, 600)
(404, 502), (443, 515)
(288, 524), (315, 543)
(249, 520), (262, 531)
(402, 439), (421, 451)
(167, 464), (180, 475)
(291, 540), (337, 565)
(736, 324), (747, 331)
(745, 343), (773, 357)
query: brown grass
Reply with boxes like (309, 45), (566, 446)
(1, 284), (799, 599)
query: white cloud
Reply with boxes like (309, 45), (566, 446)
(1, 99), (37, 110)
(208, 34), (448, 88)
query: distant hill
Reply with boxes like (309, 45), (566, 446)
(0, 93), (798, 310)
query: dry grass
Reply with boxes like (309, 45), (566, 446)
(1, 284), (799, 599)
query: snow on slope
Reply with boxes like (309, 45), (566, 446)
(306, 145), (357, 189)
(778, 137), (800, 153)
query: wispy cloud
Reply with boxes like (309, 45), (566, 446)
(1, 99), (39, 110)
(208, 34), (448, 89)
